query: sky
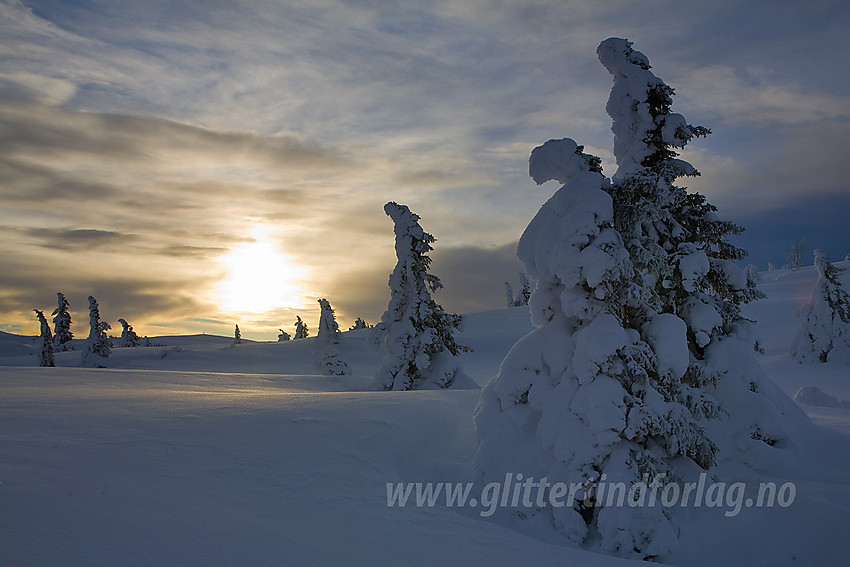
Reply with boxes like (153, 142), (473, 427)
(1, 0), (849, 340)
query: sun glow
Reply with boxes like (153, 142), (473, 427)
(216, 226), (309, 314)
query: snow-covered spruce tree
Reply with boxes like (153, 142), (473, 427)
(518, 272), (532, 306)
(745, 264), (759, 286)
(788, 237), (806, 270)
(791, 249), (850, 363)
(312, 298), (350, 376)
(117, 318), (140, 348)
(505, 281), (515, 308)
(52, 292), (73, 351)
(349, 317), (370, 331)
(81, 296), (111, 367)
(234, 324), (242, 345)
(316, 299), (342, 344)
(506, 274), (532, 308)
(293, 316), (309, 339)
(278, 329), (291, 341)
(370, 202), (470, 390)
(474, 39), (802, 561)
(34, 309), (55, 367)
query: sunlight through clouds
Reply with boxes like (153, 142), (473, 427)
(215, 224), (311, 315)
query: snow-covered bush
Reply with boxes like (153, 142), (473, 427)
(81, 296), (111, 367)
(349, 317), (370, 331)
(293, 316), (309, 340)
(278, 329), (291, 341)
(371, 202), (470, 390)
(791, 250), (850, 363)
(316, 299), (342, 345)
(474, 38), (800, 561)
(117, 318), (140, 348)
(312, 346), (351, 375)
(52, 292), (73, 351)
(34, 309), (55, 367)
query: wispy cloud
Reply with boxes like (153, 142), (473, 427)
(2, 0), (849, 337)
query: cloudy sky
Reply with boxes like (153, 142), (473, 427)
(2, 0), (848, 339)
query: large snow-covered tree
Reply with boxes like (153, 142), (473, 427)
(371, 202), (470, 390)
(52, 292), (73, 351)
(791, 250), (850, 363)
(474, 38), (803, 561)
(34, 309), (55, 367)
(81, 295), (111, 367)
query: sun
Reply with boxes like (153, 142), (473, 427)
(216, 226), (308, 314)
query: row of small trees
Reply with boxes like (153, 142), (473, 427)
(34, 294), (140, 367)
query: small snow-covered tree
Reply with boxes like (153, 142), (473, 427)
(845, 253), (850, 262)
(117, 318), (140, 348)
(768, 262), (776, 271)
(745, 264), (759, 286)
(233, 324), (242, 345)
(278, 329), (291, 341)
(371, 202), (470, 390)
(316, 299), (342, 345)
(788, 237), (806, 270)
(349, 317), (370, 330)
(504, 281), (515, 308)
(293, 316), (309, 339)
(312, 298), (351, 375)
(791, 250), (850, 363)
(52, 292), (73, 351)
(518, 273), (532, 305)
(505, 274), (532, 308)
(81, 296), (111, 367)
(34, 309), (55, 367)
(475, 38), (801, 561)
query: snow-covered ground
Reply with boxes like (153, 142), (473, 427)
(1, 263), (849, 566)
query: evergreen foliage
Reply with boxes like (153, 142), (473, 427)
(51, 292), (73, 351)
(117, 318), (140, 348)
(371, 202), (470, 390)
(34, 309), (55, 367)
(81, 296), (111, 367)
(293, 316), (309, 340)
(791, 250), (850, 362)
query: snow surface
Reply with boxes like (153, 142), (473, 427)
(1, 265), (850, 565)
